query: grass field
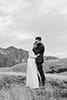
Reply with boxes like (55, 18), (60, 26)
(0, 58), (67, 74)
(0, 72), (66, 100)
(0, 58), (67, 100)
(0, 62), (27, 73)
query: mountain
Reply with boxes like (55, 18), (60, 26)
(0, 46), (28, 67)
(44, 56), (58, 60)
(0, 46), (67, 75)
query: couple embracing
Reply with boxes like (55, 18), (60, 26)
(26, 36), (45, 89)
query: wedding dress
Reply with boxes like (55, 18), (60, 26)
(26, 52), (39, 89)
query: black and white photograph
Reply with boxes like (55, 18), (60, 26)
(0, 0), (67, 100)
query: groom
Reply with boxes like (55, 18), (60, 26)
(32, 36), (45, 87)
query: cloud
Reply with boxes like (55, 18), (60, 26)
(46, 51), (67, 58)
(0, 0), (30, 14)
(37, 0), (67, 15)
(57, 33), (67, 43)
(0, 31), (38, 50)
(0, 15), (13, 32)
(0, 0), (67, 21)
(14, 31), (37, 40)
(39, 0), (57, 15)
(0, 0), (67, 57)
(0, 0), (67, 32)
(0, 30), (38, 42)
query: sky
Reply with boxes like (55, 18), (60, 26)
(0, 0), (67, 58)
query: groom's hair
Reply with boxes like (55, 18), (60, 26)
(35, 36), (42, 41)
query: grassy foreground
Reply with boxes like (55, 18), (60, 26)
(0, 74), (67, 100)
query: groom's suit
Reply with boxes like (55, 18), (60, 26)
(33, 42), (45, 86)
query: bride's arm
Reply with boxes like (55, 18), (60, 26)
(29, 55), (37, 59)
(29, 54), (40, 59)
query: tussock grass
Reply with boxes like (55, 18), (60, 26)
(0, 75), (67, 100)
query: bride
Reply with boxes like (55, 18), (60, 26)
(26, 49), (39, 89)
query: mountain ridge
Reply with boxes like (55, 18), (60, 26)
(0, 46), (60, 68)
(0, 46), (28, 67)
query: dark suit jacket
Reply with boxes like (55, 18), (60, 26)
(33, 42), (45, 64)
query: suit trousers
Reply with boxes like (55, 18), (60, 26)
(36, 63), (45, 86)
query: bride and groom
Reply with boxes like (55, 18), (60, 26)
(26, 36), (45, 89)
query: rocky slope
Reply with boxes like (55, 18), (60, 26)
(0, 46), (59, 68)
(0, 46), (28, 67)
(0, 46), (67, 75)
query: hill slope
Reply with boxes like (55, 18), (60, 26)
(44, 58), (67, 73)
(0, 46), (28, 67)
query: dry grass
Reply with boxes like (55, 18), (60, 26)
(0, 74), (67, 100)
(0, 75), (28, 100)
(0, 56), (67, 100)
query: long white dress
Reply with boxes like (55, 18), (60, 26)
(26, 56), (39, 89)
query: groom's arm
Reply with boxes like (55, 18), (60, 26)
(38, 43), (45, 54)
(32, 43), (45, 55)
